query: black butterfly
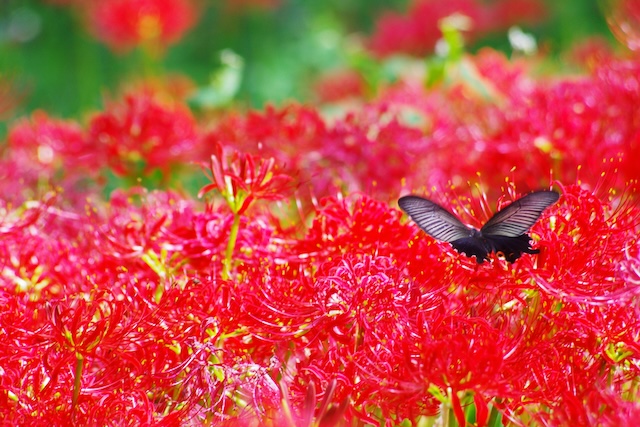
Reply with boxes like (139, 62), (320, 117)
(398, 190), (560, 263)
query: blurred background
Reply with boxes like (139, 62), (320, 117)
(0, 0), (616, 120)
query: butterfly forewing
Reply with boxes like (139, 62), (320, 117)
(480, 190), (560, 237)
(398, 196), (471, 242)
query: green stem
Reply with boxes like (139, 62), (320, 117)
(72, 353), (84, 408)
(222, 213), (241, 280)
(487, 404), (503, 427)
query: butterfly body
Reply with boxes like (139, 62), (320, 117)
(449, 233), (538, 263)
(398, 191), (559, 263)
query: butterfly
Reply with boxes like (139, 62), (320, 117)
(398, 190), (560, 263)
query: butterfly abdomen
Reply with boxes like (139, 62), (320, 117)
(484, 234), (540, 263)
(450, 233), (493, 263)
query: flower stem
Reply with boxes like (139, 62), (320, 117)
(72, 353), (84, 408)
(223, 213), (241, 280)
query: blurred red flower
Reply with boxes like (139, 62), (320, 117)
(202, 103), (425, 201)
(368, 0), (546, 57)
(2, 113), (99, 206)
(378, 52), (640, 195)
(86, 0), (198, 52)
(8, 111), (99, 172)
(313, 69), (366, 103)
(603, 0), (640, 51)
(88, 92), (198, 177)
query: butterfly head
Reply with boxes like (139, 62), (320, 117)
(469, 228), (483, 238)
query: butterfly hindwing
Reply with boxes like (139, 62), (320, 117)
(480, 190), (560, 238)
(449, 237), (491, 263)
(398, 196), (471, 242)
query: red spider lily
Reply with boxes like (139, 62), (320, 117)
(164, 205), (278, 274)
(199, 144), (294, 215)
(201, 103), (426, 200)
(526, 183), (640, 303)
(0, 297), (67, 424)
(88, 92), (198, 177)
(3, 46), (640, 425)
(85, 0), (198, 53)
(84, 188), (201, 304)
(603, 0), (640, 51)
(8, 111), (100, 172)
(416, 315), (505, 392)
(198, 144), (296, 281)
(322, 106), (425, 197)
(379, 53), (640, 194)
(542, 385), (640, 426)
(368, 0), (546, 58)
(0, 193), (54, 238)
(96, 188), (187, 259)
(2, 113), (99, 206)
(201, 105), (326, 162)
(47, 295), (126, 361)
(0, 194), (99, 301)
(302, 254), (443, 422)
(199, 104), (327, 200)
(313, 69), (367, 103)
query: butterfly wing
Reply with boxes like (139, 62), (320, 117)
(398, 195), (471, 242)
(481, 190), (560, 237)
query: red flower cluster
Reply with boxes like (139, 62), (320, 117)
(8, 111), (97, 172)
(604, 0), (640, 51)
(378, 51), (640, 197)
(2, 47), (640, 425)
(1, 92), (201, 206)
(2, 176), (638, 425)
(201, 103), (424, 202)
(89, 92), (198, 177)
(368, 0), (546, 57)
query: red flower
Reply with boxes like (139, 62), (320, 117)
(48, 295), (126, 360)
(378, 53), (640, 194)
(368, 0), (546, 58)
(88, 93), (198, 177)
(202, 103), (425, 200)
(313, 69), (366, 103)
(8, 111), (99, 172)
(199, 144), (294, 215)
(525, 183), (640, 302)
(199, 104), (326, 198)
(566, 37), (617, 70)
(603, 0), (640, 51)
(86, 0), (198, 52)
(2, 113), (100, 206)
(546, 385), (640, 426)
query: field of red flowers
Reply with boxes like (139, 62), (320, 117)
(1, 1), (640, 426)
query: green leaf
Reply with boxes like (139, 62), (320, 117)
(190, 49), (244, 108)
